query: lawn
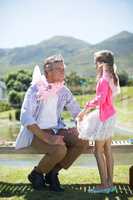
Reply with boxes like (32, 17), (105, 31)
(0, 109), (16, 120)
(0, 166), (133, 200)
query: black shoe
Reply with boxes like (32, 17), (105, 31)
(45, 173), (51, 185)
(45, 170), (64, 192)
(28, 168), (45, 190)
(49, 184), (64, 192)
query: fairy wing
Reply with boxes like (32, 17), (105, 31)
(31, 65), (42, 85)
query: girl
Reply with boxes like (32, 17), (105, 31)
(77, 50), (120, 193)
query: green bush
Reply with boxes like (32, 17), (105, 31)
(9, 112), (13, 121)
(5, 70), (32, 92)
(15, 109), (21, 121)
(0, 101), (11, 112)
(118, 71), (129, 86)
(8, 90), (25, 108)
(5, 70), (32, 108)
(128, 78), (133, 86)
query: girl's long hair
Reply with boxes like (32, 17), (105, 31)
(94, 50), (119, 86)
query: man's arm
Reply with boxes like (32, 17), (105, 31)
(27, 124), (65, 145)
(27, 124), (48, 142)
(21, 85), (64, 145)
(65, 87), (81, 119)
(20, 85), (38, 127)
(20, 85), (48, 142)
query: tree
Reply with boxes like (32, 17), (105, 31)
(5, 70), (32, 108)
(127, 76), (133, 86)
(5, 70), (32, 92)
(65, 71), (86, 87)
(118, 71), (129, 87)
(65, 71), (90, 95)
(8, 90), (25, 108)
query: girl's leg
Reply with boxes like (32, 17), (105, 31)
(104, 137), (114, 187)
(95, 140), (108, 188)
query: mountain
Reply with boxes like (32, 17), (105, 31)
(93, 31), (133, 55)
(0, 36), (90, 65)
(91, 31), (133, 74)
(67, 31), (133, 76)
(0, 31), (133, 76)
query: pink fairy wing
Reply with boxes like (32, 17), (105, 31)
(31, 65), (42, 85)
(41, 75), (48, 86)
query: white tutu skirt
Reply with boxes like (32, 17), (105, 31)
(77, 110), (116, 141)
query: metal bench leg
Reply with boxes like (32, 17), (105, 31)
(129, 165), (133, 189)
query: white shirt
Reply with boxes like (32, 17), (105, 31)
(37, 95), (58, 129)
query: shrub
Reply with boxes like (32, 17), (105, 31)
(118, 71), (129, 86)
(15, 109), (21, 121)
(0, 101), (11, 112)
(8, 90), (25, 108)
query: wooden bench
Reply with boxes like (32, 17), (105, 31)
(0, 140), (133, 189)
(0, 140), (133, 154)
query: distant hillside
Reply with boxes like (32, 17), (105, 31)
(0, 31), (133, 77)
(94, 31), (133, 54)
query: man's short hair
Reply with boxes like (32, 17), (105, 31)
(44, 54), (64, 71)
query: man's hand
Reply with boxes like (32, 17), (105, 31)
(27, 124), (65, 146)
(67, 128), (79, 136)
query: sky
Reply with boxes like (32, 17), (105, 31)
(0, 0), (133, 48)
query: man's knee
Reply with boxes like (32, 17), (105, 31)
(76, 139), (88, 150)
(52, 145), (67, 159)
(70, 128), (88, 148)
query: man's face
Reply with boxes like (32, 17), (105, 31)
(45, 62), (65, 83)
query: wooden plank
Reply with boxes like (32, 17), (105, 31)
(84, 144), (133, 154)
(0, 140), (133, 154)
(0, 146), (37, 154)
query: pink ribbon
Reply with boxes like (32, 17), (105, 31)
(36, 80), (64, 101)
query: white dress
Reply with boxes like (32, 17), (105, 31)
(77, 109), (116, 141)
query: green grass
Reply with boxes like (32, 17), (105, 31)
(0, 166), (132, 200)
(113, 134), (133, 140)
(0, 109), (16, 120)
(115, 87), (133, 127)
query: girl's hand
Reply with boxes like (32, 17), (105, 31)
(76, 110), (86, 121)
(76, 108), (90, 122)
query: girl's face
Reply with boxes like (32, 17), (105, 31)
(95, 62), (103, 71)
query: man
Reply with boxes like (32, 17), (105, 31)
(15, 55), (88, 192)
